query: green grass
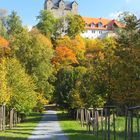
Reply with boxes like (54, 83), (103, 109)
(0, 112), (43, 140)
(57, 112), (100, 140)
(58, 112), (139, 140)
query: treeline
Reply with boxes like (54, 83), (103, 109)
(53, 13), (140, 110)
(0, 8), (140, 128)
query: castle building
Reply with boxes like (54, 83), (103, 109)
(81, 17), (125, 39)
(44, 0), (124, 39)
(44, 0), (78, 18)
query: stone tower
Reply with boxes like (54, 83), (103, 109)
(44, 0), (78, 18)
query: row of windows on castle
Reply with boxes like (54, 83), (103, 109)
(85, 22), (112, 29)
(85, 30), (103, 34)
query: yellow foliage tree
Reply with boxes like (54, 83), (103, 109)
(36, 93), (49, 112)
(0, 59), (11, 105)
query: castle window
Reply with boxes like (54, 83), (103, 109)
(92, 30), (95, 33)
(99, 31), (102, 34)
(98, 22), (103, 27)
(95, 24), (98, 27)
(91, 23), (95, 28)
(85, 23), (88, 27)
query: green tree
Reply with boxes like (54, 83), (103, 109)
(36, 10), (56, 38)
(66, 14), (85, 38)
(6, 58), (37, 114)
(0, 9), (7, 37)
(55, 66), (86, 109)
(114, 13), (140, 106)
(83, 37), (117, 107)
(7, 11), (23, 36)
(14, 29), (55, 101)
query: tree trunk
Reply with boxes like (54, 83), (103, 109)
(2, 105), (6, 131)
(9, 109), (14, 129)
(0, 106), (2, 131)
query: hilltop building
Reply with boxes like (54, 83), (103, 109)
(44, 0), (78, 18)
(44, 0), (124, 39)
(81, 17), (124, 39)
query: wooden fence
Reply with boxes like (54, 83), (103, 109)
(76, 106), (140, 140)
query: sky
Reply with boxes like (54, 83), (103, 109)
(0, 0), (140, 28)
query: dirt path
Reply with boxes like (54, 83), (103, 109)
(28, 110), (68, 140)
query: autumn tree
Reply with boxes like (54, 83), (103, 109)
(83, 37), (118, 107)
(0, 36), (9, 48)
(6, 58), (37, 114)
(12, 29), (55, 101)
(0, 59), (10, 105)
(55, 35), (85, 61)
(52, 46), (78, 69)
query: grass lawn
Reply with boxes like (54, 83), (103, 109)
(0, 112), (43, 140)
(57, 112), (100, 140)
(58, 112), (139, 140)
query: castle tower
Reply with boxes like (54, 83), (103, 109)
(44, 0), (78, 18)
(44, 0), (53, 10)
(72, 1), (78, 15)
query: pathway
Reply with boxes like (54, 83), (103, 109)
(28, 110), (68, 140)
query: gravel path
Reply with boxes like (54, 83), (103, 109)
(28, 110), (68, 140)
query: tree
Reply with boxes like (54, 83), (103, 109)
(55, 35), (85, 61)
(0, 36), (9, 48)
(36, 10), (56, 38)
(55, 66), (86, 109)
(0, 58), (11, 105)
(7, 11), (23, 36)
(0, 36), (10, 57)
(52, 46), (78, 69)
(113, 13), (140, 106)
(0, 9), (7, 37)
(83, 37), (118, 107)
(66, 14), (85, 38)
(14, 29), (55, 101)
(6, 58), (37, 114)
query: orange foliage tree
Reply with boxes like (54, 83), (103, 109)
(0, 36), (9, 48)
(52, 46), (78, 69)
(56, 35), (85, 60)
(0, 36), (10, 57)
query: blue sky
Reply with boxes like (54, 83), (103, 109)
(0, 0), (140, 28)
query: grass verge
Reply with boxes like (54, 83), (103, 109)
(0, 112), (43, 140)
(57, 111), (98, 140)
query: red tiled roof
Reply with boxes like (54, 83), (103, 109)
(82, 17), (125, 30)
(83, 17), (111, 25)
